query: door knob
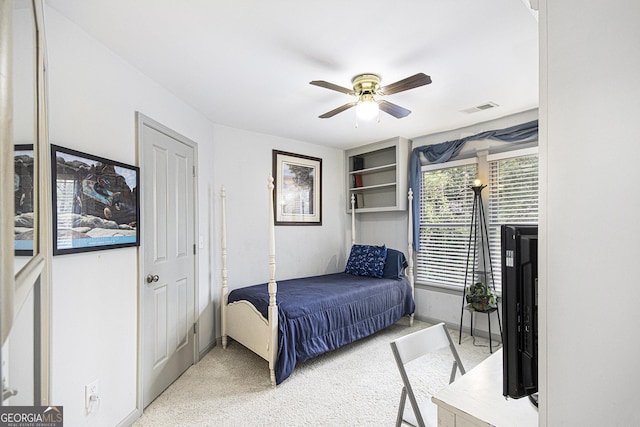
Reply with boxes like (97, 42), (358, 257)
(146, 274), (159, 283)
(2, 387), (18, 401)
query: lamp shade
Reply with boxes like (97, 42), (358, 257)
(356, 99), (379, 120)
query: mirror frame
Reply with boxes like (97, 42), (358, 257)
(0, 0), (51, 405)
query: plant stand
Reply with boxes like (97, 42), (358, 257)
(458, 183), (502, 353)
(464, 304), (500, 353)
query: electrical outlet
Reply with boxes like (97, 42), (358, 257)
(85, 379), (99, 413)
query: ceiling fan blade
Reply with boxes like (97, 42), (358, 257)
(310, 80), (356, 96)
(378, 100), (411, 118)
(379, 73), (432, 96)
(318, 102), (357, 118)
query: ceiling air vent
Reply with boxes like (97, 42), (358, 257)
(461, 102), (499, 114)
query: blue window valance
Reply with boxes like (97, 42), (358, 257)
(409, 120), (538, 250)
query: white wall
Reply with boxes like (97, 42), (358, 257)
(44, 6), (345, 426)
(539, 0), (640, 425)
(356, 211), (408, 252)
(13, 5), (34, 144)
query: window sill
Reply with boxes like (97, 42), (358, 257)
(415, 281), (464, 296)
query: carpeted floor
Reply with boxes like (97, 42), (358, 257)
(133, 319), (499, 426)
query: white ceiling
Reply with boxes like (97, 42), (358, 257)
(46, 0), (539, 150)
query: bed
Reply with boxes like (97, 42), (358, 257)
(221, 177), (416, 385)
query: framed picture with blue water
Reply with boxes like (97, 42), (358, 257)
(51, 144), (140, 255)
(14, 144), (34, 256)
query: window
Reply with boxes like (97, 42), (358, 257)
(55, 178), (78, 250)
(416, 159), (478, 287)
(417, 148), (538, 292)
(488, 148), (539, 292)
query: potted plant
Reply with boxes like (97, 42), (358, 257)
(465, 282), (497, 312)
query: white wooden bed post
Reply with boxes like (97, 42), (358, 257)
(267, 177), (279, 386)
(221, 187), (228, 348)
(351, 194), (356, 246)
(407, 189), (415, 327)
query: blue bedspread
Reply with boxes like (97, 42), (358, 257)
(228, 272), (415, 384)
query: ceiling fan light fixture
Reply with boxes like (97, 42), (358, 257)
(310, 72), (431, 119)
(355, 94), (379, 120)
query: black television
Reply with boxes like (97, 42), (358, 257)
(501, 225), (538, 405)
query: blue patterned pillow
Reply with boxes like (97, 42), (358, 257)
(345, 244), (387, 278)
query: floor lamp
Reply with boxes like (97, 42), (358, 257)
(458, 179), (502, 352)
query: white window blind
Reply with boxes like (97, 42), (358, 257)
(487, 150), (539, 292)
(55, 179), (78, 250)
(417, 161), (478, 287)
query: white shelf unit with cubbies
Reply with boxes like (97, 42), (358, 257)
(345, 137), (409, 213)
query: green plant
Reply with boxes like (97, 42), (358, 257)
(465, 282), (497, 312)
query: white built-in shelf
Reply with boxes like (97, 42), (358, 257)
(345, 137), (409, 213)
(348, 163), (396, 176)
(348, 182), (396, 192)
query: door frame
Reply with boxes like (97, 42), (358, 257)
(133, 112), (199, 420)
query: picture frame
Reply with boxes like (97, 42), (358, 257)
(51, 144), (140, 255)
(14, 144), (34, 256)
(272, 150), (322, 225)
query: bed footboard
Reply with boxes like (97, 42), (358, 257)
(226, 301), (272, 360)
(224, 299), (277, 385)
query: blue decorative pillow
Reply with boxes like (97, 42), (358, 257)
(382, 248), (409, 279)
(345, 244), (387, 278)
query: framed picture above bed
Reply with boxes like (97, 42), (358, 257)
(272, 150), (322, 225)
(51, 144), (140, 255)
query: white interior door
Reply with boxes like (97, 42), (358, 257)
(140, 115), (196, 407)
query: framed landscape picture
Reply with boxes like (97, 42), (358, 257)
(272, 150), (322, 225)
(51, 144), (140, 255)
(14, 144), (34, 255)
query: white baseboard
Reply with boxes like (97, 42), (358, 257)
(198, 340), (217, 361)
(415, 314), (503, 343)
